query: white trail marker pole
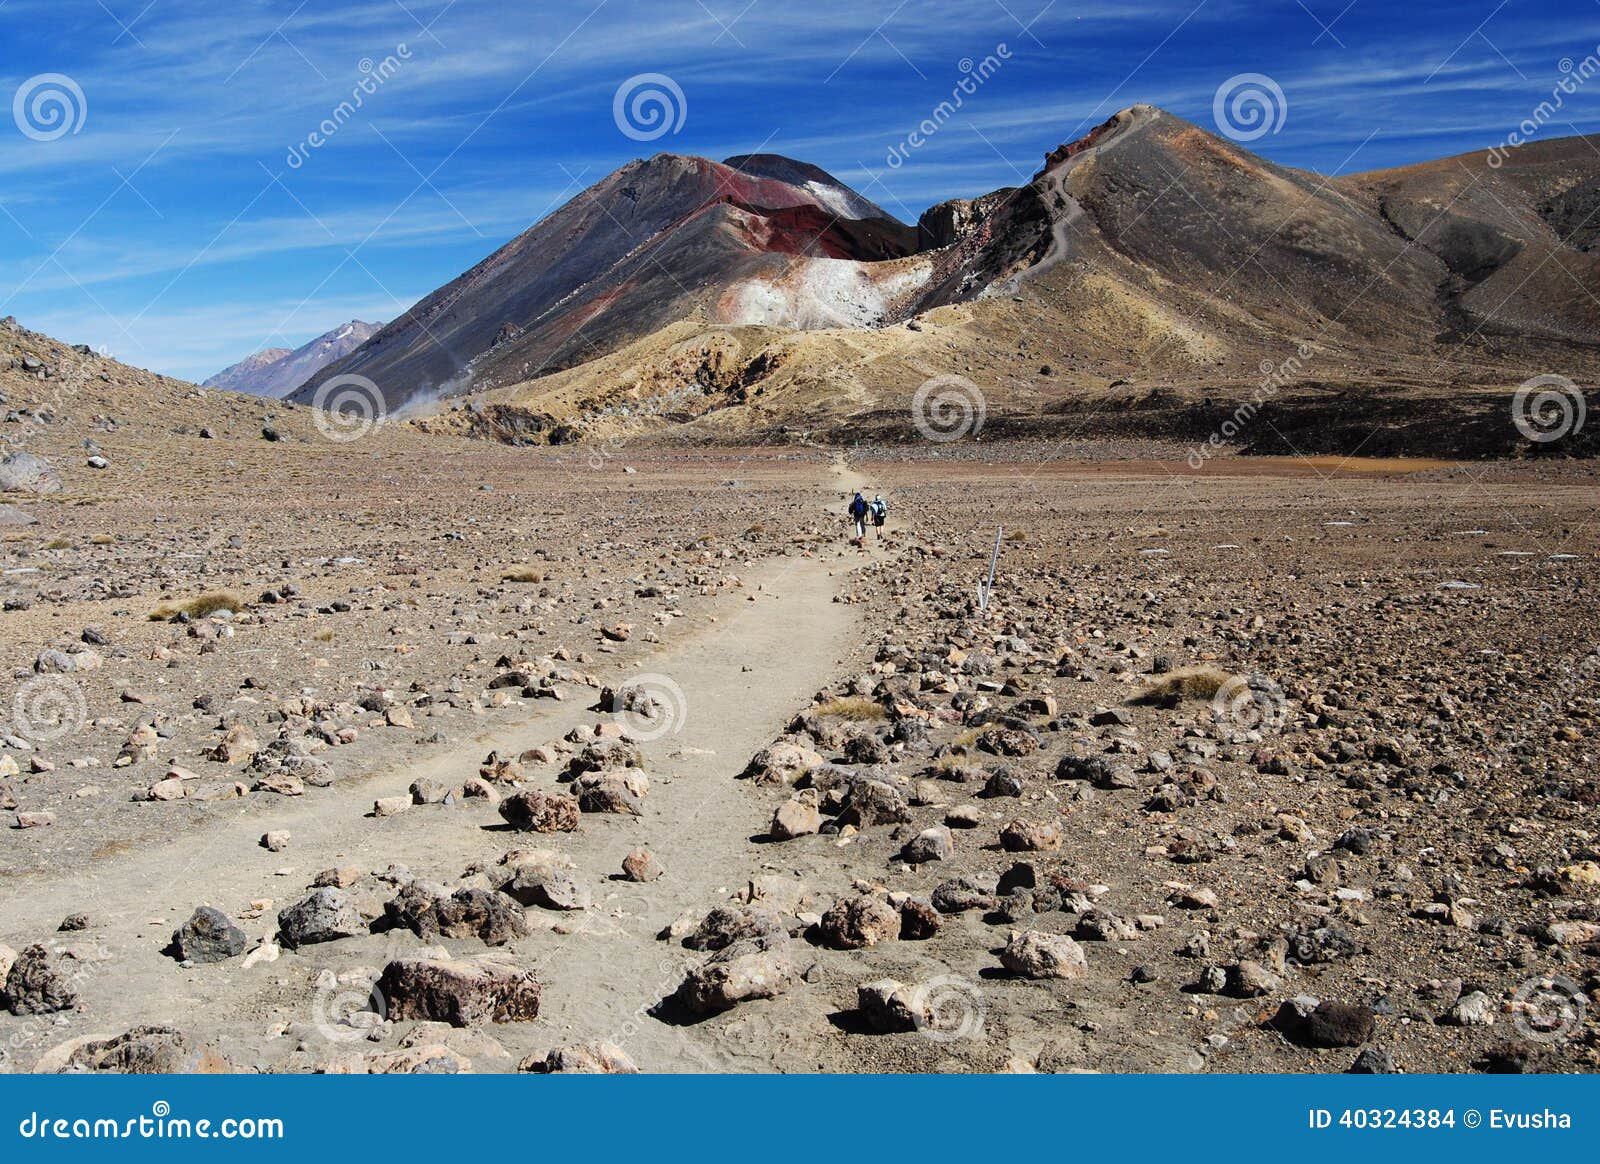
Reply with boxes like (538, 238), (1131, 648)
(977, 525), (1002, 611)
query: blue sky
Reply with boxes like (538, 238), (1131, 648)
(1, 0), (1597, 381)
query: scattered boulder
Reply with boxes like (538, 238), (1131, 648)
(684, 905), (784, 951)
(0, 451), (61, 494)
(1349, 1047), (1400, 1074)
(383, 883), (528, 945)
(838, 779), (911, 828)
(498, 790), (580, 832)
(856, 978), (924, 1033)
(498, 864), (590, 911)
(818, 894), (899, 949)
(173, 906), (248, 964)
(621, 849), (663, 882)
(770, 793), (821, 840)
(33, 1026), (230, 1074)
(1000, 930), (1087, 979)
(999, 818), (1062, 852)
(3, 944), (77, 1014)
(902, 825), (954, 864)
(572, 769), (645, 815)
(1442, 990), (1496, 1027)
(377, 956), (542, 1026)
(740, 740), (823, 786)
(277, 888), (365, 948)
(674, 932), (796, 1014)
(520, 1041), (638, 1073)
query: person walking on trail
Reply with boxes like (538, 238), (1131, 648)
(870, 494), (888, 540)
(847, 491), (869, 544)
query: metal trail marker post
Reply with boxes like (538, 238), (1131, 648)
(977, 525), (1002, 611)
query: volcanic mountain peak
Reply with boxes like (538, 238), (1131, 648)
(293, 105), (1600, 437)
(207, 318), (382, 398)
(722, 152), (896, 221)
(290, 148), (919, 406)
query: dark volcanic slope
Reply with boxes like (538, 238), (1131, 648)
(291, 155), (916, 407)
(1338, 135), (1600, 346)
(913, 105), (1445, 343)
(902, 104), (1599, 394)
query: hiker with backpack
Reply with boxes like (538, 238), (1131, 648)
(847, 491), (869, 544)
(870, 493), (887, 539)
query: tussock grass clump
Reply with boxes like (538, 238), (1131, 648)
(149, 589), (245, 622)
(44, 536), (72, 550)
(1132, 665), (1232, 704)
(1004, 529), (1028, 543)
(815, 696), (887, 721)
(501, 566), (545, 583)
(312, 629), (335, 643)
(89, 533), (114, 545)
(949, 726), (991, 750)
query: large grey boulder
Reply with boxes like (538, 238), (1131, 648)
(277, 887), (365, 948)
(173, 906), (249, 964)
(0, 452), (61, 494)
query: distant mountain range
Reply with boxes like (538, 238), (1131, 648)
(205, 320), (382, 397)
(288, 104), (1600, 422)
(257, 104), (1598, 455)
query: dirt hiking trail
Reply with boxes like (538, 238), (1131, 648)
(2, 465), (868, 1073)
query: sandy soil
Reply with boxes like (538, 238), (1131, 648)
(4, 354), (1597, 1074)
